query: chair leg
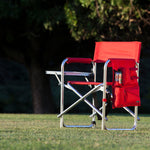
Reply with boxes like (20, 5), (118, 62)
(134, 106), (138, 127)
(102, 101), (106, 130)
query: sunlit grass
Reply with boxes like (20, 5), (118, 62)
(0, 114), (150, 150)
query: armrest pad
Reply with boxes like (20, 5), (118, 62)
(66, 57), (92, 64)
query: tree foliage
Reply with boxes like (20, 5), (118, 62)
(64, 0), (150, 42)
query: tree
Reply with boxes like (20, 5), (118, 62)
(0, 0), (67, 113)
(64, 0), (150, 43)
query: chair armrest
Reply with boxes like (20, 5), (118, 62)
(66, 57), (92, 64)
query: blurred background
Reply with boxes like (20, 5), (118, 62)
(0, 0), (149, 114)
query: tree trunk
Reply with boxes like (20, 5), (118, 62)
(28, 59), (55, 113)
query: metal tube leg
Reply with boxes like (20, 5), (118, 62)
(92, 97), (96, 123)
(92, 62), (97, 123)
(60, 117), (63, 128)
(60, 59), (68, 128)
(102, 101), (106, 130)
(60, 72), (64, 128)
(134, 106), (138, 127)
(102, 60), (110, 130)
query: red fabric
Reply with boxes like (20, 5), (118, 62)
(68, 81), (113, 86)
(108, 58), (135, 70)
(110, 59), (141, 108)
(93, 42), (141, 63)
(66, 57), (92, 64)
(109, 59), (138, 86)
(112, 86), (140, 108)
(102, 98), (107, 102)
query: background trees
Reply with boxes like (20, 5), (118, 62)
(0, 0), (149, 113)
(0, 0), (66, 113)
(64, 0), (150, 43)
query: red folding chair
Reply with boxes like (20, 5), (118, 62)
(46, 41), (141, 130)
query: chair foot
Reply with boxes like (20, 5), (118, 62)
(105, 125), (137, 131)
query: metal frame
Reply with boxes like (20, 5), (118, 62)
(46, 58), (105, 128)
(59, 59), (111, 128)
(46, 58), (140, 130)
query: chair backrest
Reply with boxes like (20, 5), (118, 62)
(93, 41), (142, 63)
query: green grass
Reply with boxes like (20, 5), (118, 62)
(0, 114), (150, 150)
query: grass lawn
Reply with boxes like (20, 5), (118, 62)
(0, 114), (150, 150)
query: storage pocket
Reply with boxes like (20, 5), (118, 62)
(125, 86), (140, 107)
(112, 87), (125, 108)
(112, 86), (140, 109)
